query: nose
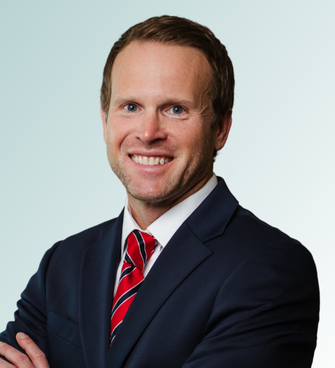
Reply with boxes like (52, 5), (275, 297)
(136, 110), (167, 144)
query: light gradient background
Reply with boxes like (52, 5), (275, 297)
(1, 1), (334, 367)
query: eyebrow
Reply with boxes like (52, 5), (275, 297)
(112, 96), (196, 107)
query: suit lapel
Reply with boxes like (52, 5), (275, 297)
(79, 212), (123, 368)
(187, 177), (239, 243)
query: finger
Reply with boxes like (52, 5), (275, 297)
(0, 356), (14, 368)
(16, 334), (49, 368)
(0, 349), (15, 367)
(0, 339), (26, 367)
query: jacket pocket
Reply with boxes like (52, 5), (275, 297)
(47, 311), (82, 347)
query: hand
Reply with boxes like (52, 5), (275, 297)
(0, 333), (49, 368)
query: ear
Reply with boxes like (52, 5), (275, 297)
(100, 108), (108, 144)
(214, 109), (232, 152)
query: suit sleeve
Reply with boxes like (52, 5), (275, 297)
(0, 242), (61, 358)
(182, 242), (319, 368)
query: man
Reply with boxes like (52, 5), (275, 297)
(0, 15), (319, 368)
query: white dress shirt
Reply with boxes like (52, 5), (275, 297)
(113, 174), (218, 295)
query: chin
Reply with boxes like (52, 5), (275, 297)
(128, 188), (174, 204)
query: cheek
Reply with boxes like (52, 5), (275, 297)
(192, 129), (215, 162)
(187, 126), (212, 150)
(106, 119), (126, 147)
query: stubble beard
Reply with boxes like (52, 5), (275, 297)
(106, 139), (214, 209)
(108, 154), (184, 206)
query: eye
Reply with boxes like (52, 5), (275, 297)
(169, 106), (184, 115)
(124, 104), (138, 112)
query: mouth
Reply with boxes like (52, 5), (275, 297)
(130, 154), (173, 166)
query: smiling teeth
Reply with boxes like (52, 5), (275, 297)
(131, 155), (172, 166)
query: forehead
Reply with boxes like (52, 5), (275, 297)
(111, 41), (212, 100)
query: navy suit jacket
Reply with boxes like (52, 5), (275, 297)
(0, 178), (319, 368)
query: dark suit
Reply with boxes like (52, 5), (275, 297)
(0, 178), (319, 367)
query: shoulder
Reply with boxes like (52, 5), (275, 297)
(60, 217), (119, 247)
(192, 177), (312, 262)
(195, 181), (317, 281)
(206, 205), (319, 309)
(51, 217), (119, 259)
(35, 217), (120, 276)
(23, 216), (122, 306)
(229, 205), (299, 246)
(220, 204), (314, 266)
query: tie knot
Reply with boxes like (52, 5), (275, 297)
(125, 230), (156, 271)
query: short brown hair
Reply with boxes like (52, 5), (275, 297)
(100, 15), (234, 128)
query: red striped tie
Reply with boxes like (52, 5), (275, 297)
(110, 230), (156, 344)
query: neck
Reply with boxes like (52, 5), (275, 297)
(127, 174), (213, 229)
(128, 202), (172, 230)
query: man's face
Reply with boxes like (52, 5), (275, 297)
(102, 41), (230, 215)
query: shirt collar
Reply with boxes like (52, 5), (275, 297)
(121, 174), (218, 252)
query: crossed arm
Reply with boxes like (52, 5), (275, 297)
(0, 335), (49, 368)
(0, 238), (319, 367)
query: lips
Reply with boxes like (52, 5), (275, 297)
(131, 154), (173, 166)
